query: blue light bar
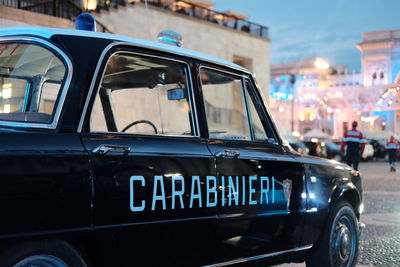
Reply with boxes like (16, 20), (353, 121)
(157, 30), (183, 47)
(75, 13), (96, 32)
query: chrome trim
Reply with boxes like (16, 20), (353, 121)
(251, 75), (282, 143)
(199, 65), (244, 79)
(306, 208), (318, 213)
(95, 215), (217, 229)
(92, 144), (131, 155)
(359, 222), (365, 234)
(77, 42), (113, 132)
(218, 210), (290, 219)
(203, 245), (313, 267)
(241, 77), (255, 140)
(87, 131), (201, 139)
(0, 36), (73, 129)
(78, 42), (200, 137)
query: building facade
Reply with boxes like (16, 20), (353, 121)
(0, 0), (270, 95)
(270, 29), (400, 139)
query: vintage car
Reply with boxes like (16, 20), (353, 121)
(0, 25), (363, 267)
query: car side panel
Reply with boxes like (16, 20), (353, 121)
(82, 134), (218, 266)
(0, 132), (92, 236)
(300, 161), (362, 247)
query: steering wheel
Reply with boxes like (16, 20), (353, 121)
(121, 120), (158, 134)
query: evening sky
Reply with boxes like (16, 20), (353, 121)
(214, 0), (400, 71)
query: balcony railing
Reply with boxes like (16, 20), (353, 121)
(0, 0), (269, 38)
(1, 0), (81, 19)
(0, 0), (112, 32)
(138, 0), (269, 39)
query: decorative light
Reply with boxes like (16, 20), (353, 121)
(314, 58), (330, 69)
(335, 92), (343, 98)
(292, 131), (300, 137)
(85, 0), (97, 10)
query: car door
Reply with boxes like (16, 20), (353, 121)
(198, 67), (306, 262)
(80, 49), (218, 266)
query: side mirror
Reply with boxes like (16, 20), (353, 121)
(167, 88), (186, 100)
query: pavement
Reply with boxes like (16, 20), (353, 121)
(275, 161), (400, 267)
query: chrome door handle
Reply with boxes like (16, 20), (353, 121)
(215, 150), (240, 158)
(92, 144), (131, 155)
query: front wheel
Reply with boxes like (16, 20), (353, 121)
(0, 239), (88, 267)
(306, 201), (359, 267)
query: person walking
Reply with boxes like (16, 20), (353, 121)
(341, 121), (365, 171)
(385, 136), (399, 172)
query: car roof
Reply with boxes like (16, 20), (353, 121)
(0, 26), (251, 75)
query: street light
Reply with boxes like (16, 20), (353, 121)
(290, 74), (296, 133)
(314, 58), (330, 69)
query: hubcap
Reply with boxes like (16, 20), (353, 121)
(331, 215), (356, 267)
(13, 255), (68, 267)
(337, 225), (351, 261)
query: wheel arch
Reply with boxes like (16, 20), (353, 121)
(330, 186), (362, 220)
(0, 232), (115, 267)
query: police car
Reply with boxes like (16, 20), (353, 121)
(0, 16), (363, 267)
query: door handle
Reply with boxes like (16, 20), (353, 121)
(92, 144), (131, 155)
(215, 150), (240, 158)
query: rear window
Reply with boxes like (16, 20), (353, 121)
(0, 42), (66, 124)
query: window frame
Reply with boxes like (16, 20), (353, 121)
(198, 65), (279, 144)
(84, 48), (200, 138)
(199, 66), (253, 141)
(243, 77), (280, 143)
(0, 36), (73, 129)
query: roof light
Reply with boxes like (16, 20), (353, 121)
(75, 13), (96, 32)
(157, 30), (183, 47)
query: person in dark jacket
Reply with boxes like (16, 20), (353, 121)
(385, 136), (399, 172)
(341, 121), (365, 171)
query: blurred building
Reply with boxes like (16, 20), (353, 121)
(270, 29), (400, 139)
(0, 0), (270, 95)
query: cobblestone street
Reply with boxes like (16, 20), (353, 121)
(277, 161), (400, 267)
(357, 161), (400, 267)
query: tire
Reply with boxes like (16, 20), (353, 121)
(306, 201), (359, 267)
(0, 239), (88, 267)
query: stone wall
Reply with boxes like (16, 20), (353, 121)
(0, 5), (73, 28)
(0, 3), (270, 95)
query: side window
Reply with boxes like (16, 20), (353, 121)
(200, 68), (250, 140)
(39, 82), (59, 114)
(244, 80), (269, 140)
(0, 43), (67, 124)
(89, 53), (195, 137)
